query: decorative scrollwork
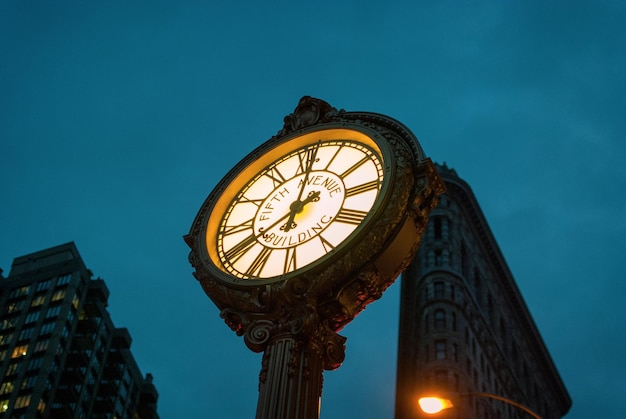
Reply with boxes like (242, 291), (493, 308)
(220, 308), (247, 336)
(279, 96), (339, 135)
(244, 319), (275, 352)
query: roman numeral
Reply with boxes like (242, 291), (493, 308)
(239, 196), (263, 207)
(345, 179), (380, 198)
(338, 156), (370, 178)
(295, 145), (319, 176)
(323, 144), (342, 170)
(221, 218), (254, 237)
(245, 247), (273, 278)
(224, 233), (258, 263)
(334, 208), (368, 225)
(319, 235), (335, 253)
(284, 247), (297, 274)
(265, 167), (286, 187)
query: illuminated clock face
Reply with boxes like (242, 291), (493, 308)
(206, 129), (387, 281)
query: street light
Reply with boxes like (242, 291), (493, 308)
(417, 392), (542, 419)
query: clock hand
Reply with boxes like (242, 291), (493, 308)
(253, 190), (321, 241)
(284, 141), (321, 232)
(281, 190), (321, 232)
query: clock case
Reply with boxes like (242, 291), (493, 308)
(184, 96), (443, 364)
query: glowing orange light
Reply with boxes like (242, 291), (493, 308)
(418, 397), (454, 414)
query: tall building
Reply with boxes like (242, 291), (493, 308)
(0, 242), (158, 419)
(395, 164), (571, 418)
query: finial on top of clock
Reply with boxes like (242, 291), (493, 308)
(280, 96), (340, 135)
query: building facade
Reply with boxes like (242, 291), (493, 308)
(395, 164), (571, 418)
(0, 242), (158, 418)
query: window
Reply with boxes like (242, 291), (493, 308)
(36, 279), (52, 292)
(21, 376), (37, 390)
(27, 356), (44, 371)
(434, 282), (444, 299)
(14, 395), (30, 409)
(45, 305), (62, 319)
(18, 327), (34, 341)
(434, 249), (443, 266)
(451, 311), (457, 331)
(51, 289), (66, 302)
(435, 340), (447, 360)
(40, 322), (56, 335)
(434, 309), (445, 329)
(0, 319), (15, 331)
(34, 340), (49, 353)
(0, 381), (14, 395)
(11, 345), (28, 358)
(434, 217), (442, 239)
(57, 274), (72, 286)
(6, 301), (23, 314)
(9, 286), (30, 299)
(0, 333), (13, 346)
(25, 311), (40, 324)
(31, 295), (46, 307)
(5, 362), (20, 376)
(72, 294), (80, 310)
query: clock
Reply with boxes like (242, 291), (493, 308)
(201, 127), (392, 285)
(185, 96), (443, 335)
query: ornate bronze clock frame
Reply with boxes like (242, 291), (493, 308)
(184, 97), (444, 419)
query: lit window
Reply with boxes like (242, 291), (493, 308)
(51, 289), (66, 302)
(11, 345), (28, 358)
(31, 295), (46, 307)
(0, 381), (14, 395)
(14, 395), (30, 409)
(7, 301), (23, 313)
(0, 399), (8, 412)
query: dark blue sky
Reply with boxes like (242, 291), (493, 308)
(2, 1), (625, 417)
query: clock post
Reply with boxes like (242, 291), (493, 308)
(185, 96), (444, 418)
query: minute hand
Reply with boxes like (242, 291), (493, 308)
(284, 141), (321, 232)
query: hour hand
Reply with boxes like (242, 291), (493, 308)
(281, 191), (321, 232)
